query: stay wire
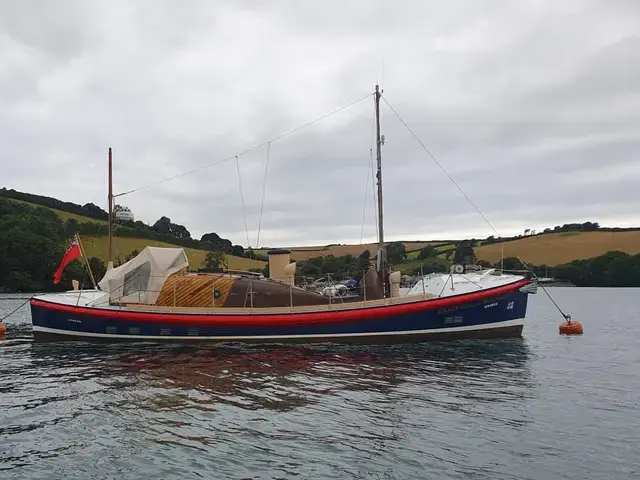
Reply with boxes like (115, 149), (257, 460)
(256, 142), (271, 249)
(114, 93), (374, 198)
(370, 140), (379, 244)
(517, 256), (571, 320)
(4, 192), (111, 325)
(0, 298), (31, 323)
(359, 148), (371, 244)
(235, 156), (251, 249)
(380, 94), (572, 322)
(380, 94), (500, 238)
(360, 109), (377, 244)
(2, 222), (106, 324)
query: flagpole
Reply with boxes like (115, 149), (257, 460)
(76, 233), (98, 289)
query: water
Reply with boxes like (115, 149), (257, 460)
(1, 289), (639, 479)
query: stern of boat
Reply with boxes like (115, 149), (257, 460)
(30, 290), (110, 339)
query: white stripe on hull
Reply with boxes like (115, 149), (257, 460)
(32, 319), (524, 341)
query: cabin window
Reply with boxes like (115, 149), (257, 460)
(188, 328), (198, 336)
(128, 327), (140, 335)
(123, 261), (152, 296)
(160, 328), (171, 335)
(106, 326), (117, 334)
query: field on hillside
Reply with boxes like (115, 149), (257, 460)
(82, 236), (267, 271)
(474, 231), (640, 266)
(256, 241), (443, 261)
(6, 198), (108, 224)
(9, 194), (639, 268)
(5, 197), (265, 270)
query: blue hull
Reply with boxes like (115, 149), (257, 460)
(30, 285), (530, 343)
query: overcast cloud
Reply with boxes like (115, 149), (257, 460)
(1, 0), (638, 247)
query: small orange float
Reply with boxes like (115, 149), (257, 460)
(559, 319), (583, 335)
(0, 322), (6, 338)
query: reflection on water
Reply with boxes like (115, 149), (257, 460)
(24, 339), (534, 412)
(2, 338), (534, 478)
(3, 289), (640, 479)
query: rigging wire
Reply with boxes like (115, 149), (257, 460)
(517, 256), (571, 320)
(369, 93), (380, 245)
(380, 94), (500, 237)
(114, 93), (374, 198)
(380, 94), (572, 321)
(359, 149), (372, 245)
(0, 298), (31, 323)
(235, 156), (251, 249)
(1, 204), (109, 325)
(360, 111), (377, 244)
(370, 135), (379, 244)
(256, 142), (271, 249)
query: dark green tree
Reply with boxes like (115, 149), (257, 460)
(153, 216), (191, 239)
(417, 245), (438, 259)
(0, 199), (75, 292)
(386, 242), (407, 264)
(201, 232), (232, 253)
(453, 242), (476, 264)
(204, 251), (228, 270)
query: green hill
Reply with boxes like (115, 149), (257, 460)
(473, 231), (640, 266)
(0, 193), (265, 272)
(6, 187), (638, 268)
(6, 197), (108, 225)
(84, 235), (266, 271)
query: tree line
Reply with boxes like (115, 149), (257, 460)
(287, 241), (640, 288)
(0, 198), (249, 292)
(483, 221), (639, 246)
(0, 199), (95, 292)
(445, 244), (640, 287)
(0, 188), (248, 257)
(0, 188), (108, 221)
(2, 192), (639, 291)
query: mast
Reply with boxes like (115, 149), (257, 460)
(108, 147), (113, 268)
(374, 85), (386, 279)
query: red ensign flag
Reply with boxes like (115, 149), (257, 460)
(53, 237), (82, 284)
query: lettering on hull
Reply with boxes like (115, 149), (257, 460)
(444, 316), (463, 325)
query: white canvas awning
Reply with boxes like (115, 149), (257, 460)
(98, 246), (189, 304)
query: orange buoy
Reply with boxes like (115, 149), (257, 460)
(0, 322), (6, 338)
(559, 320), (583, 335)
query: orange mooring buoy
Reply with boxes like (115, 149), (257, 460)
(559, 319), (583, 335)
(0, 322), (6, 338)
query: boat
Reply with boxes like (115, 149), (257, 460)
(29, 85), (537, 342)
(404, 267), (538, 299)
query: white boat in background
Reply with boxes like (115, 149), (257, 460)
(402, 268), (538, 299)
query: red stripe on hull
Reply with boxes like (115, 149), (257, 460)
(30, 279), (530, 328)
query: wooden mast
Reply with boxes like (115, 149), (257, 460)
(374, 84), (386, 293)
(108, 147), (113, 268)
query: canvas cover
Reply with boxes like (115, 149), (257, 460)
(98, 246), (189, 304)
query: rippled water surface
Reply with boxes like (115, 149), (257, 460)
(1, 289), (639, 479)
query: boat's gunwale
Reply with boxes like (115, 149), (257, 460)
(30, 278), (530, 326)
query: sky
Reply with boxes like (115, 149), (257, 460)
(1, 0), (638, 247)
